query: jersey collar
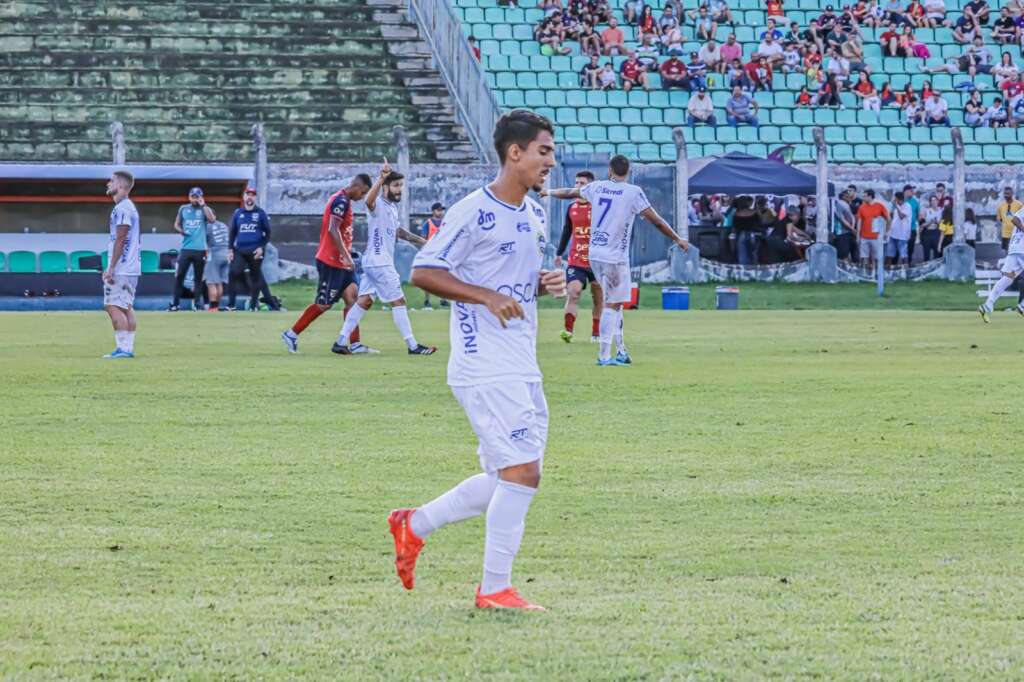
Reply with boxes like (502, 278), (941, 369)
(483, 186), (526, 212)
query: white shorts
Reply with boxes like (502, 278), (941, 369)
(451, 381), (548, 474)
(859, 237), (881, 259)
(357, 264), (404, 303)
(999, 253), (1024, 274)
(590, 260), (631, 304)
(103, 275), (138, 309)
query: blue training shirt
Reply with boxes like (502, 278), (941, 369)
(230, 207), (272, 251)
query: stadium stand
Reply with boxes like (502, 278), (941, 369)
(456, 0), (1024, 163)
(0, 0), (477, 163)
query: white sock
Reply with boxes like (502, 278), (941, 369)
(985, 276), (1015, 310)
(391, 305), (418, 350)
(337, 305), (368, 345)
(598, 308), (616, 361)
(614, 309), (628, 355)
(115, 331), (128, 350)
(124, 332), (135, 353)
(410, 472), (498, 538)
(481, 479), (537, 595)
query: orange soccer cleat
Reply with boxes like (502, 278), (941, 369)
(388, 508), (425, 590)
(475, 586), (546, 611)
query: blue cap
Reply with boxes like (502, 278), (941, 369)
(189, 187), (203, 197)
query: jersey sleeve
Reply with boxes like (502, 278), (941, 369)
(579, 182), (597, 204)
(631, 187), (652, 215)
(113, 205), (131, 228)
(413, 204), (475, 270)
(330, 194), (350, 219)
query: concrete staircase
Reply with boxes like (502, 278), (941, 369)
(0, 0), (478, 163)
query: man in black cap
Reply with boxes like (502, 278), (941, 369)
(170, 186), (216, 311)
(417, 202), (448, 308)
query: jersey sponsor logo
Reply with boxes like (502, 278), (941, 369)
(239, 222), (260, 233)
(372, 228), (383, 254)
(496, 281), (537, 304)
(537, 232), (547, 255)
(438, 227), (467, 262)
(597, 186), (624, 196)
(591, 231), (610, 246)
(516, 221), (531, 233)
(499, 241), (516, 255)
(510, 427), (529, 441)
(455, 302), (479, 354)
(477, 209), (496, 230)
(531, 205), (545, 219)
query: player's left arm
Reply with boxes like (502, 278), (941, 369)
(397, 227), (427, 248)
(538, 269), (567, 298)
(639, 206), (690, 250)
(105, 224), (129, 284)
(254, 210), (271, 258)
(365, 161), (390, 212)
(541, 187), (582, 200)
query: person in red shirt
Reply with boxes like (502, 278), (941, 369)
(767, 0), (786, 18)
(796, 85), (813, 106)
(555, 170), (604, 342)
(1001, 72), (1024, 101)
(467, 35), (482, 60)
(282, 173), (372, 353)
(659, 56), (690, 89)
(744, 57), (773, 91)
(620, 52), (650, 91)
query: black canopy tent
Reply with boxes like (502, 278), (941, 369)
(686, 152), (835, 197)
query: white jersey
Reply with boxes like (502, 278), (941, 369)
(363, 196), (400, 267)
(108, 198), (141, 276)
(413, 186), (547, 387)
(1010, 207), (1024, 255)
(579, 179), (651, 265)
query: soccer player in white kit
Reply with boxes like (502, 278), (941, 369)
(387, 110), (566, 611)
(332, 161), (437, 355)
(102, 169), (142, 359)
(543, 155), (689, 365)
(979, 204), (1024, 322)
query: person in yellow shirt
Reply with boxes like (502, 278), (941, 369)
(938, 204), (955, 254)
(996, 186), (1023, 251)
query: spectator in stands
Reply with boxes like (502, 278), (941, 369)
(796, 85), (813, 106)
(880, 81), (899, 105)
(903, 184), (921, 262)
(903, 25), (931, 58)
(687, 87), (718, 124)
(825, 48), (851, 89)
(601, 17), (628, 55)
(881, 21), (906, 56)
(841, 29), (872, 74)
(898, 82), (915, 105)
(783, 20), (802, 45)
(580, 54), (603, 87)
(720, 33), (743, 65)
(963, 0), (990, 26)
(920, 78), (934, 100)
(992, 51), (1019, 84)
(756, 34), (785, 67)
(620, 52), (650, 91)
(801, 19), (826, 53)
(760, 18), (783, 40)
(919, 195), (942, 259)
(205, 217), (230, 311)
(662, 24), (685, 55)
(965, 89), (986, 125)
(1010, 94), (1024, 125)
(727, 58), (749, 88)
(993, 8), (1021, 45)
(906, 0), (928, 27)
(767, 0), (786, 20)
(624, 0), (644, 24)
(658, 4), (679, 32)
(819, 4), (839, 31)
(690, 5), (719, 41)
(227, 187), (275, 311)
(687, 51), (710, 89)
(832, 188), (857, 261)
(636, 33), (662, 68)
(699, 39), (725, 74)
(170, 187), (215, 311)
(804, 43), (823, 76)
(852, 0), (870, 24)
(660, 55), (691, 88)
(904, 96), (925, 124)
(1010, 0), (1024, 15)
(579, 21), (603, 55)
(638, 5), (659, 40)
(1000, 70), (1024, 103)
(923, 0), (949, 26)
(963, 207), (979, 248)
(882, 0), (910, 25)
(853, 72), (881, 112)
(997, 187), (1022, 251)
(886, 191), (912, 267)
(726, 85), (760, 126)
(953, 16), (978, 44)
(924, 91), (950, 125)
(709, 0), (735, 25)
(931, 182), (952, 210)
(782, 42), (802, 72)
(468, 36), (481, 60)
(856, 189), (890, 266)
(815, 73), (842, 105)
(537, 16), (573, 55)
(598, 62), (618, 89)
(985, 96), (1009, 127)
(540, 0), (562, 16)
(745, 56), (774, 90)
(937, 204), (954, 254)
(926, 36), (991, 76)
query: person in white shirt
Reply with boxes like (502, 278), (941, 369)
(979, 205), (1024, 320)
(781, 43), (802, 72)
(388, 110), (566, 612)
(598, 62), (617, 89)
(924, 92), (950, 125)
(332, 161), (435, 355)
(102, 169), (141, 359)
(756, 35), (785, 66)
(543, 155), (689, 365)
(698, 39), (724, 73)
(886, 191), (913, 267)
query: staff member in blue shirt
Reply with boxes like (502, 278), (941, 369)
(227, 187), (278, 311)
(170, 186), (216, 310)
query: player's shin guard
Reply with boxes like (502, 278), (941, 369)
(598, 308), (616, 361)
(985, 276), (1016, 310)
(291, 304), (324, 334)
(338, 305), (368, 345)
(392, 305), (417, 350)
(411, 472), (498, 538)
(481, 480), (536, 595)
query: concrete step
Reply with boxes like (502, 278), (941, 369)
(0, 69), (445, 89)
(3, 2), (389, 22)
(0, 50), (434, 71)
(0, 33), (428, 55)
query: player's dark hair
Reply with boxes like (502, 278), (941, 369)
(865, 189), (876, 198)
(113, 169), (134, 190)
(384, 171), (404, 184)
(354, 173), (372, 187)
(609, 154), (630, 177)
(894, 190), (904, 201)
(576, 170), (595, 181)
(493, 109), (555, 164)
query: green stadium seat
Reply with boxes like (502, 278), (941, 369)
(599, 108), (620, 124)
(0, 252), (5, 272)
(899, 144), (919, 162)
(652, 126), (673, 143)
(665, 109), (685, 125)
(781, 126), (802, 143)
(537, 73), (558, 89)
(837, 109), (857, 125)
(565, 126), (586, 142)
(630, 126), (652, 142)
(974, 127), (995, 143)
(525, 90), (545, 107)
(557, 72), (578, 88)
(573, 143), (595, 154)
(524, 8), (544, 21)
(566, 90), (586, 107)
(608, 126), (630, 143)
(529, 55), (549, 72)
(747, 143), (768, 157)
(586, 126), (608, 143)
(608, 91), (628, 107)
(1005, 145), (1024, 162)
(496, 72), (516, 89)
(627, 91), (649, 108)
(760, 126), (781, 143)
(537, 106), (556, 121)
(867, 126), (888, 143)
(546, 90), (566, 107)
(39, 251), (68, 273)
(642, 109), (663, 125)
(621, 108), (642, 125)
(504, 90), (525, 107)
(983, 144), (1004, 162)
(101, 251), (109, 269)
(491, 24), (511, 40)
(855, 110), (876, 126)
(507, 9), (526, 23)
(141, 250), (160, 274)
(616, 143), (639, 157)
(474, 24), (493, 40)
(717, 127), (738, 143)
(889, 126), (909, 143)
(663, 144), (679, 160)
(69, 250), (98, 272)
(724, 143), (746, 154)
(578, 107), (599, 124)
(508, 55), (529, 71)
(8, 251), (36, 273)
(556, 107), (578, 124)
(876, 144), (899, 161)
(996, 128), (1017, 143)
(517, 72), (538, 88)
(854, 144), (876, 160)
(793, 109), (813, 125)
(649, 91), (669, 107)
(669, 91), (689, 108)
(592, 143), (614, 154)
(771, 109), (792, 125)
(910, 127), (931, 143)
(586, 91), (607, 107)
(737, 127), (759, 142)
(551, 56), (570, 71)
(704, 144), (725, 155)
(487, 55), (508, 71)
(879, 110), (900, 125)
(465, 8), (484, 22)
(486, 73), (497, 89)
(846, 127), (866, 143)
(813, 109), (835, 125)
(832, 144), (854, 161)
(919, 144), (942, 162)
(824, 127), (844, 143)
(965, 144), (984, 162)
(484, 8), (504, 22)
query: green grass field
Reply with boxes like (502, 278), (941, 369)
(2, 302), (1023, 679)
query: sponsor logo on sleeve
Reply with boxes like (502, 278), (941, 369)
(438, 227), (467, 262)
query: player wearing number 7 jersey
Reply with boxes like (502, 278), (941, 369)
(543, 155), (689, 365)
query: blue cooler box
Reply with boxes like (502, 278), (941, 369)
(661, 286), (690, 310)
(716, 286), (740, 310)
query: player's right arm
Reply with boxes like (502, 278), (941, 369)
(639, 206), (690, 251)
(364, 161), (390, 213)
(541, 187), (582, 200)
(328, 215), (353, 269)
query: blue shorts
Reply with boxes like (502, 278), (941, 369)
(315, 260), (356, 306)
(885, 238), (909, 259)
(566, 265), (596, 289)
